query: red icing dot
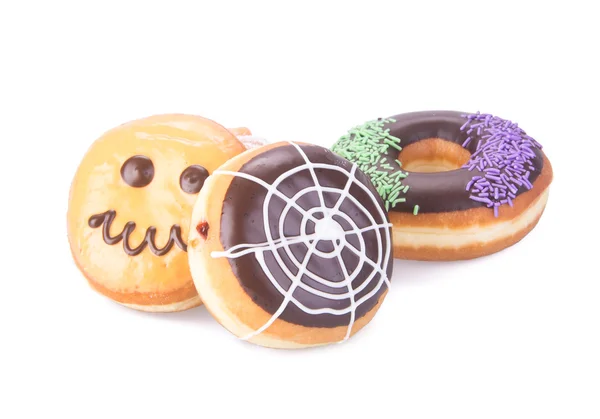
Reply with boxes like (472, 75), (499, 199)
(196, 222), (209, 240)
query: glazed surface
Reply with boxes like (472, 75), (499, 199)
(216, 144), (393, 330)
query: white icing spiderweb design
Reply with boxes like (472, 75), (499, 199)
(211, 142), (392, 342)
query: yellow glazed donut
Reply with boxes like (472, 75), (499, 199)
(67, 114), (247, 312)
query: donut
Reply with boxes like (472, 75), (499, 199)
(187, 141), (393, 348)
(227, 127), (270, 150)
(237, 135), (270, 150)
(67, 114), (247, 312)
(332, 110), (553, 261)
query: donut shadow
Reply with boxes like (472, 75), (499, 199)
(109, 301), (216, 326)
(390, 257), (487, 286)
(232, 334), (369, 354)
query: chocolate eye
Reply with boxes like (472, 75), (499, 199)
(180, 165), (209, 194)
(120, 155), (154, 188)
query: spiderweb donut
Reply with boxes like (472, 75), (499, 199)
(189, 141), (393, 346)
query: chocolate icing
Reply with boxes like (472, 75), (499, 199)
(88, 210), (187, 256)
(219, 144), (393, 329)
(180, 165), (209, 194)
(120, 155), (154, 188)
(379, 111), (544, 213)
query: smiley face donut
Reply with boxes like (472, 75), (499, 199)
(188, 142), (393, 348)
(67, 114), (247, 312)
(332, 111), (553, 261)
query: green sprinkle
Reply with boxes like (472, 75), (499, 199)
(384, 138), (402, 151)
(394, 197), (407, 205)
(413, 205), (420, 215)
(389, 182), (404, 194)
(331, 117), (415, 211)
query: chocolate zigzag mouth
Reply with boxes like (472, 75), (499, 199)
(88, 210), (187, 256)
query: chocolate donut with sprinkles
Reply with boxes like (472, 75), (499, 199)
(332, 110), (553, 261)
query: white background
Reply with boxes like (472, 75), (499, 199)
(1, 1), (599, 418)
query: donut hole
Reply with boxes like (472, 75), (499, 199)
(398, 138), (471, 173)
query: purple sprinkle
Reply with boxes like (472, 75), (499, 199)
(485, 174), (502, 182)
(511, 167), (525, 175)
(465, 178), (478, 191)
(484, 153), (493, 167)
(459, 112), (543, 218)
(469, 195), (492, 204)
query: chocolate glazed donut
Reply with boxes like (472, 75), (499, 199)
(332, 110), (553, 261)
(188, 142), (394, 347)
(382, 111), (544, 214)
(218, 144), (393, 328)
